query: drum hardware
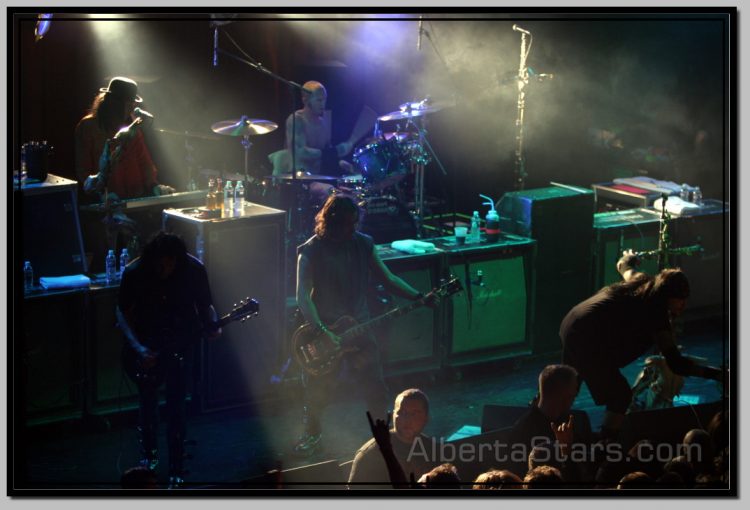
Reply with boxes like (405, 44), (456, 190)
(211, 116), (279, 184)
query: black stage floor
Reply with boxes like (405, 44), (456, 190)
(16, 316), (727, 491)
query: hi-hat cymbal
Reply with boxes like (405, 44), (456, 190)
(155, 128), (221, 141)
(211, 116), (278, 137)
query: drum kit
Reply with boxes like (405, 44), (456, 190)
(159, 96), (448, 240)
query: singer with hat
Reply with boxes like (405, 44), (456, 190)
(75, 76), (174, 201)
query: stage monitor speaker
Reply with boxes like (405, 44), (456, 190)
(373, 247), (442, 375)
(481, 404), (593, 439)
(20, 175), (87, 277)
(164, 203), (287, 412)
(445, 426), (523, 482)
(21, 293), (85, 423)
(498, 186), (594, 281)
(445, 240), (535, 365)
(618, 400), (724, 452)
(480, 405), (531, 433)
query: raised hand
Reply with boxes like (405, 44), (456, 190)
(551, 414), (575, 456)
(366, 410), (392, 451)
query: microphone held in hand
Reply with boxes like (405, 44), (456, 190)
(133, 107), (154, 119)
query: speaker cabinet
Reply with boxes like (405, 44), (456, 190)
(672, 201), (728, 314)
(498, 187), (595, 354)
(618, 400), (724, 451)
(445, 240), (535, 365)
(498, 186), (594, 280)
(372, 247), (442, 376)
(21, 292), (85, 423)
(89, 287), (139, 412)
(20, 175), (87, 277)
(164, 203), (287, 412)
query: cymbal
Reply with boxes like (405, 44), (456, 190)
(155, 128), (221, 141)
(211, 117), (278, 137)
(265, 172), (339, 182)
(377, 98), (452, 122)
(382, 131), (415, 142)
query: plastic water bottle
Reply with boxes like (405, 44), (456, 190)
(234, 180), (244, 214)
(692, 187), (703, 206)
(119, 248), (130, 279)
(23, 260), (33, 291)
(468, 211), (481, 244)
(680, 183), (691, 202)
(105, 249), (117, 284)
(223, 180), (234, 214)
(480, 194), (501, 243)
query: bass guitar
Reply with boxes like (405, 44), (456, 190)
(123, 297), (259, 385)
(291, 277), (462, 377)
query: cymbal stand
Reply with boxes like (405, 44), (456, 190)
(241, 133), (253, 183)
(406, 117), (447, 238)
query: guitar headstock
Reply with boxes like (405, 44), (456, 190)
(433, 276), (463, 298)
(231, 297), (260, 323)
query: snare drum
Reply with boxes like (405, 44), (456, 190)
(352, 138), (409, 190)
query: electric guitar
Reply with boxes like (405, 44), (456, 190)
(123, 298), (259, 385)
(292, 277), (462, 377)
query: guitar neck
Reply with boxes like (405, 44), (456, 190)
(340, 298), (426, 342)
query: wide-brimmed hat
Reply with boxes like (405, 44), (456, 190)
(99, 76), (143, 103)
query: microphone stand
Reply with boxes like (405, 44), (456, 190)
(513, 29), (530, 191)
(214, 30), (306, 237)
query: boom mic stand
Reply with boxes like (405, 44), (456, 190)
(628, 194), (704, 270)
(214, 28), (306, 238)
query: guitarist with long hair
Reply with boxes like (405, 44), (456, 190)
(293, 194), (433, 456)
(117, 232), (221, 488)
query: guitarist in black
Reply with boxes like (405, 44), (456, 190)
(117, 232), (221, 487)
(293, 194), (432, 455)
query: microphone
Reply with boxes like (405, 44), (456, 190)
(213, 26), (218, 67)
(133, 107), (154, 119)
(512, 24), (531, 35)
(417, 16), (423, 51)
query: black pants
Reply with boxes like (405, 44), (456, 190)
(136, 350), (190, 475)
(301, 338), (390, 435)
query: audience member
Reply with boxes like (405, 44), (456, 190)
(417, 463), (462, 489)
(655, 471), (686, 489)
(682, 428), (715, 477)
(616, 471), (654, 489)
(523, 465), (564, 489)
(472, 469), (523, 490)
(663, 456), (696, 488)
(348, 388), (435, 489)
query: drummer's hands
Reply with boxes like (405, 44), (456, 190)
(336, 141), (353, 157)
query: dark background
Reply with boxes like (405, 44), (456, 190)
(14, 12), (728, 214)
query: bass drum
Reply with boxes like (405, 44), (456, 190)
(352, 137), (410, 191)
